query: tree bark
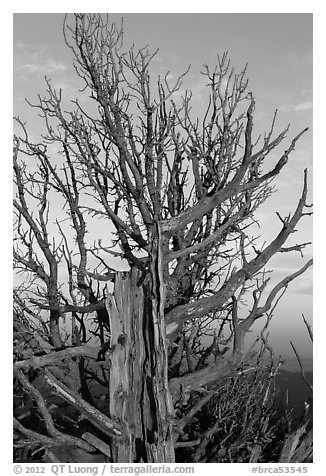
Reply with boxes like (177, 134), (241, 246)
(106, 223), (175, 462)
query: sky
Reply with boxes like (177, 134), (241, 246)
(13, 13), (313, 360)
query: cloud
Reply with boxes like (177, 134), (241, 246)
(294, 282), (313, 295)
(267, 257), (313, 296)
(21, 59), (68, 75)
(170, 81), (207, 107)
(278, 100), (313, 114)
(14, 43), (69, 78)
(294, 101), (313, 112)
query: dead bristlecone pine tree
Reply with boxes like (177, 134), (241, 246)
(13, 13), (312, 463)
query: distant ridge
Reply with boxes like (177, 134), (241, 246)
(281, 357), (313, 373)
(275, 368), (312, 427)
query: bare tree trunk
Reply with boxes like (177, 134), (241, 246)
(106, 223), (175, 462)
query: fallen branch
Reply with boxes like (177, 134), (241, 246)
(43, 369), (124, 439)
(30, 299), (105, 314)
(14, 345), (100, 369)
(82, 432), (112, 460)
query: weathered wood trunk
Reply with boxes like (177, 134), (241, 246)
(106, 224), (175, 462)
